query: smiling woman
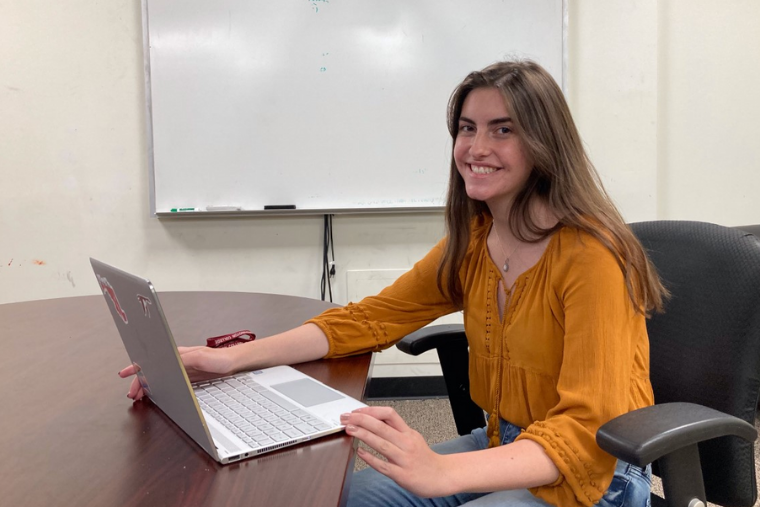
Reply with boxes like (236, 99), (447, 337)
(328, 60), (668, 507)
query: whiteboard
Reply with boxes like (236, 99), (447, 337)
(144, 0), (566, 215)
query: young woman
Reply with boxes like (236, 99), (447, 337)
(121, 60), (667, 507)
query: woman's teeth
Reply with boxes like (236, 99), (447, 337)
(471, 165), (498, 174)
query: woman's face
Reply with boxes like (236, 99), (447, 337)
(453, 87), (532, 211)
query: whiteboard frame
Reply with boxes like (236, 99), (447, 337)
(142, 0), (569, 218)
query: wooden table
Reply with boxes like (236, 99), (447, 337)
(0, 292), (372, 507)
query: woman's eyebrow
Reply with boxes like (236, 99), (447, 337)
(458, 116), (513, 125)
(488, 117), (513, 126)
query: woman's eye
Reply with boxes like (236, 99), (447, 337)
(458, 124), (474, 133)
(496, 126), (511, 135)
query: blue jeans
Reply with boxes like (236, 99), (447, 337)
(347, 420), (651, 507)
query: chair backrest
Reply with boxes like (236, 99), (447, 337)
(630, 221), (760, 507)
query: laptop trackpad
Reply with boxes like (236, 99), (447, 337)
(271, 378), (344, 407)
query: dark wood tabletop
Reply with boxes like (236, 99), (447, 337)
(0, 292), (372, 507)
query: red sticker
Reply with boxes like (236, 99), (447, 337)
(97, 275), (128, 324)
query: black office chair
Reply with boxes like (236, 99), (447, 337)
(397, 221), (760, 507)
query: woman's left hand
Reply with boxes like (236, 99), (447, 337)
(341, 406), (456, 498)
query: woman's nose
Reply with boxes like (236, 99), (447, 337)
(470, 132), (491, 157)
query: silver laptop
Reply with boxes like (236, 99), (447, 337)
(91, 258), (366, 464)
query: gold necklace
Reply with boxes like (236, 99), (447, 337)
(492, 224), (519, 272)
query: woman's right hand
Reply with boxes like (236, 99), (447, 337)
(118, 345), (238, 401)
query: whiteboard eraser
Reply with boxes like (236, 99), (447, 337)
(264, 205), (296, 210)
(205, 205), (242, 211)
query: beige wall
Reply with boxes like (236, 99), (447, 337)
(2, 2), (758, 334)
(656, 1), (760, 220)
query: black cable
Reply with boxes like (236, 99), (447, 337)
(329, 214), (335, 271)
(327, 215), (334, 301)
(321, 215), (327, 300)
(320, 214), (335, 302)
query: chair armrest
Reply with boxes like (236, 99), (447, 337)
(597, 402), (757, 467)
(396, 324), (467, 356)
(396, 324), (485, 435)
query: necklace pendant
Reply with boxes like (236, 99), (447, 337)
(502, 261), (509, 272)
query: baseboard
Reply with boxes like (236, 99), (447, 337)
(366, 375), (448, 400)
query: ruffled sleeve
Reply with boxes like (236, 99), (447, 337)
(514, 231), (652, 506)
(307, 238), (459, 358)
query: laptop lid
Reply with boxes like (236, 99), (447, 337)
(90, 258), (220, 461)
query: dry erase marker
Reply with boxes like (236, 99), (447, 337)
(170, 207), (200, 212)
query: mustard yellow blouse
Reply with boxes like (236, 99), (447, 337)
(307, 215), (654, 507)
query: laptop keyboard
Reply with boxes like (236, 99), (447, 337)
(194, 375), (334, 447)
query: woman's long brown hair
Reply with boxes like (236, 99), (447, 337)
(437, 60), (668, 315)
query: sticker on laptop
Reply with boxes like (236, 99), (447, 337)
(97, 275), (128, 324)
(133, 363), (152, 397)
(137, 294), (152, 318)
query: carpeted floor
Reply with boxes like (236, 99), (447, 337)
(356, 399), (760, 507)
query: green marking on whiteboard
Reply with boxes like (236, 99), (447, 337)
(320, 67), (327, 72)
(309, 0), (329, 13)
